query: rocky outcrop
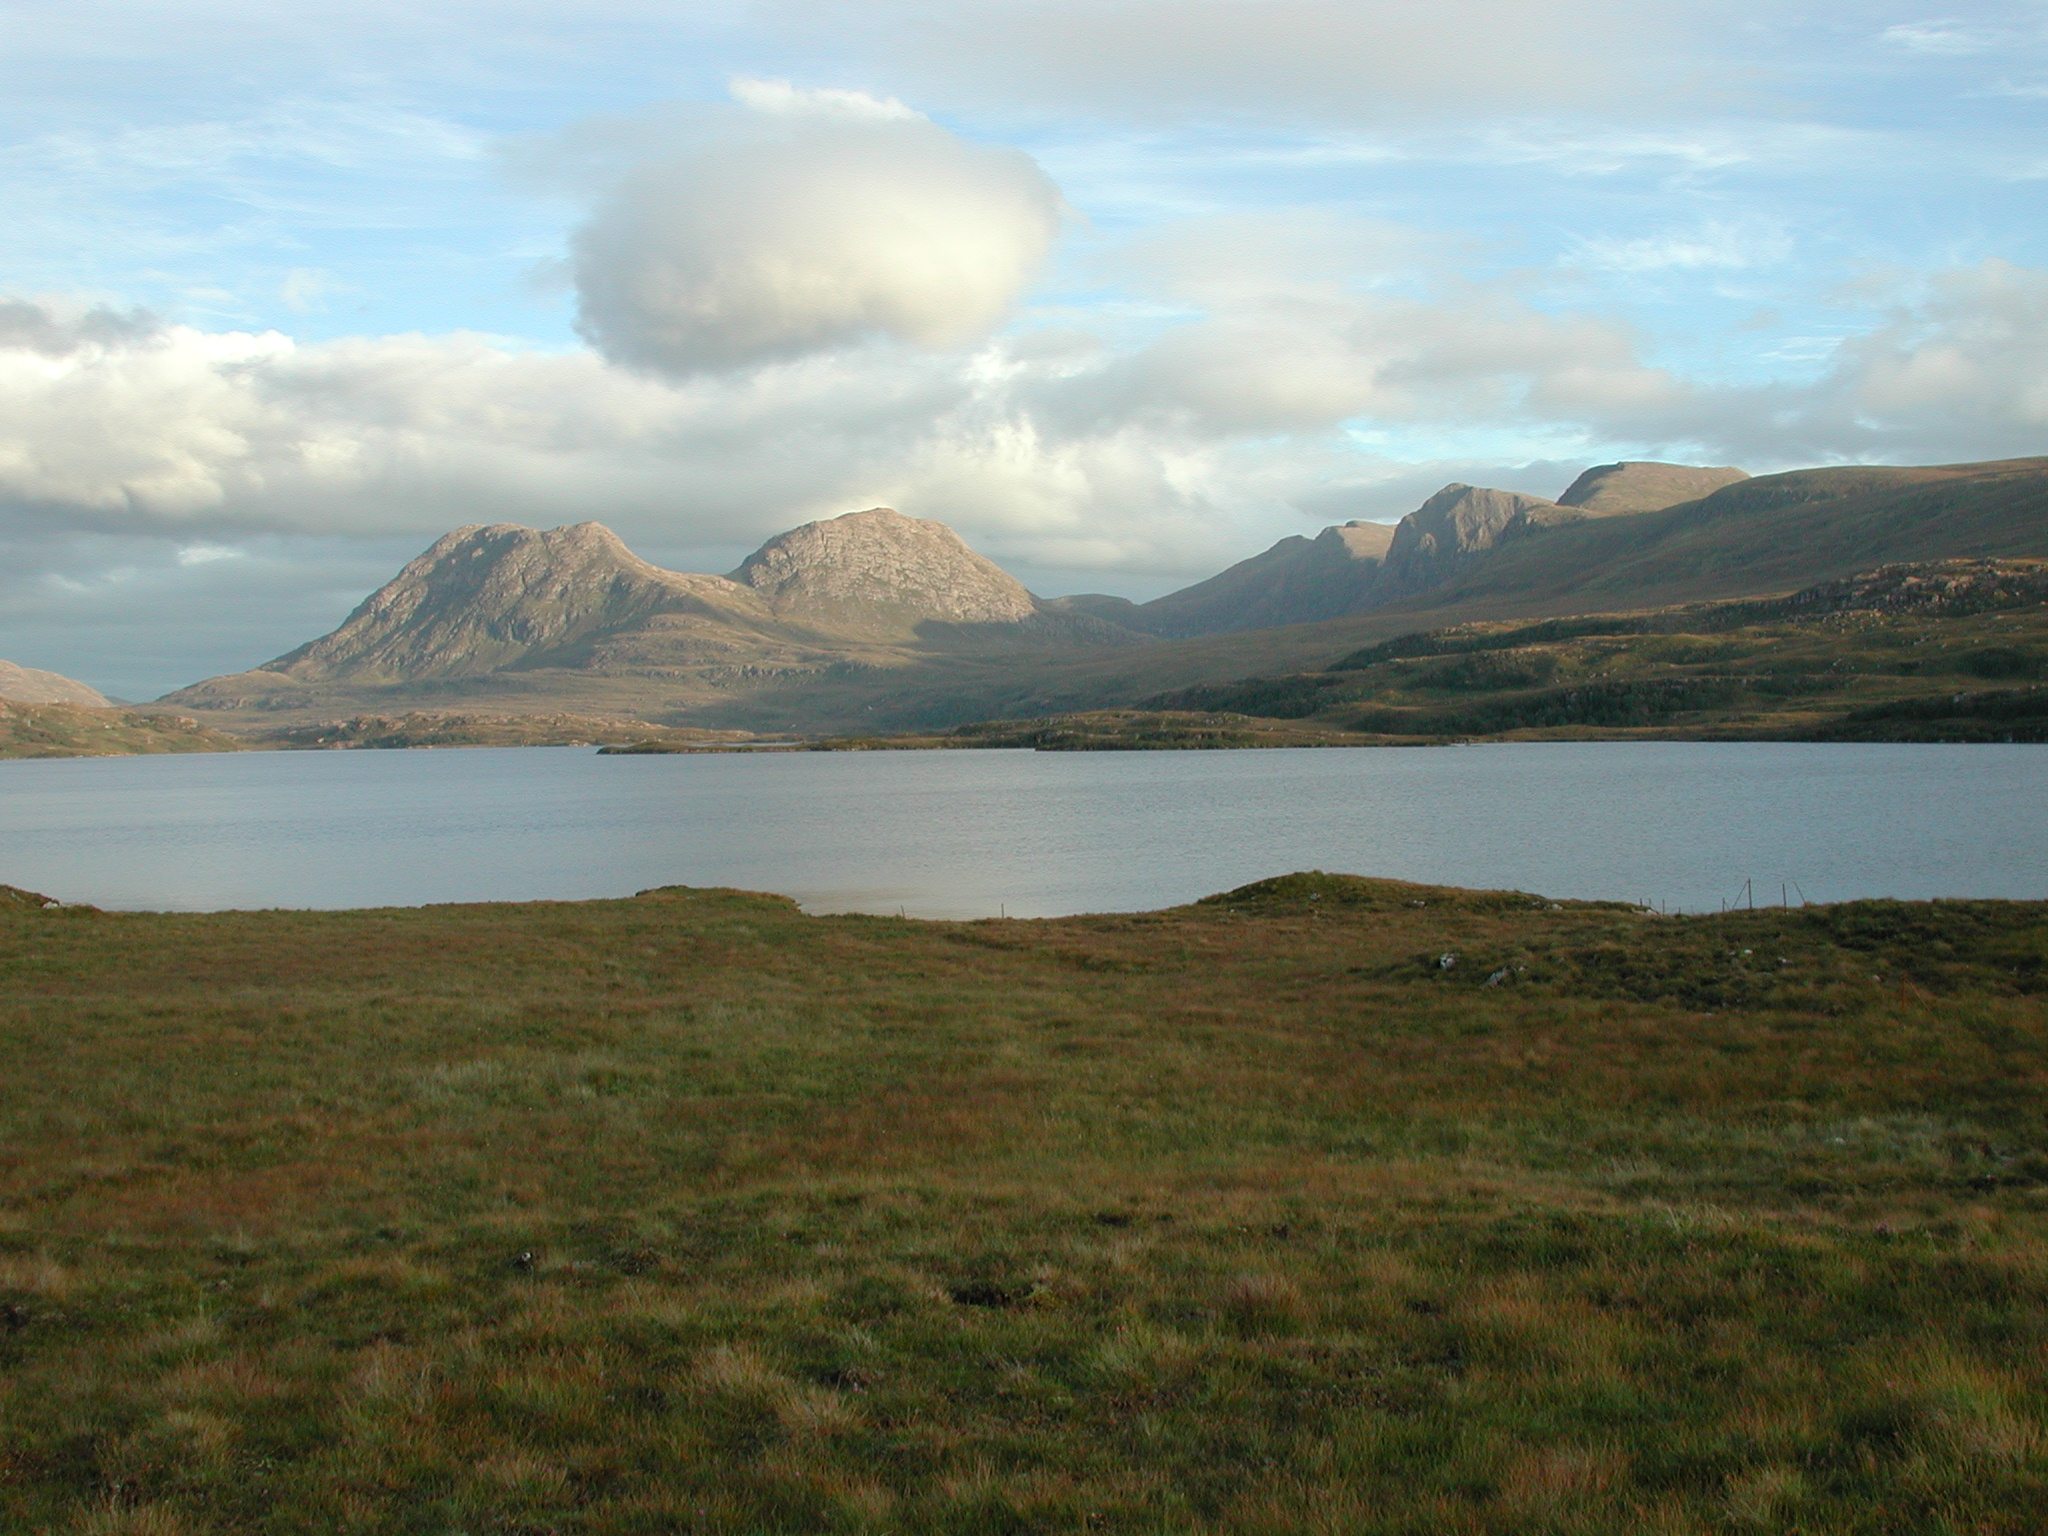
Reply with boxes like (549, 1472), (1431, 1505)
(0, 660), (109, 707)
(1372, 485), (1568, 599)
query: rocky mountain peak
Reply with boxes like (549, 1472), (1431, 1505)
(1388, 484), (1557, 557)
(732, 507), (1038, 625)
(268, 520), (702, 682)
(1373, 485), (1563, 600)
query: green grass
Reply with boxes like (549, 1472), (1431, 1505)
(3, 873), (2046, 1531)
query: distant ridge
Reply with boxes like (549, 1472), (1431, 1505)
(1112, 461), (1750, 637)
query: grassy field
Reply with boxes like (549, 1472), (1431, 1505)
(3, 874), (2046, 1532)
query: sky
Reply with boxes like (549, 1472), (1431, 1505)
(2, 0), (2045, 698)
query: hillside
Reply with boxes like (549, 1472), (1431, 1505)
(1125, 521), (1395, 637)
(1410, 458), (2048, 617)
(1044, 558), (2048, 746)
(733, 506), (1037, 629)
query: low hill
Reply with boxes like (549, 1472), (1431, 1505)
(0, 659), (110, 707)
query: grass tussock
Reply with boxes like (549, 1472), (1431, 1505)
(2, 873), (2047, 1530)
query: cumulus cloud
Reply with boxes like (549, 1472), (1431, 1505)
(1030, 214), (1684, 440)
(1482, 259), (2048, 464)
(0, 298), (161, 357)
(1881, 20), (2000, 55)
(1799, 259), (2048, 454)
(569, 90), (1065, 375)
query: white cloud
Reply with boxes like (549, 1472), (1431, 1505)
(726, 77), (921, 122)
(1882, 20), (2000, 55)
(1029, 214), (1683, 441)
(1495, 259), (2048, 464)
(1571, 219), (1793, 273)
(1819, 259), (2048, 445)
(569, 101), (1065, 375)
(175, 542), (245, 565)
(278, 267), (339, 312)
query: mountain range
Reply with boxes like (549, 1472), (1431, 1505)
(160, 455), (2048, 736)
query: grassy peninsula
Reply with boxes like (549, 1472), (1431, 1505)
(3, 875), (2045, 1531)
(0, 701), (243, 760)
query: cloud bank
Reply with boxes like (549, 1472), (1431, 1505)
(5, 248), (2044, 575)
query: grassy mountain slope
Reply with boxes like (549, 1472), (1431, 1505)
(1422, 458), (2048, 616)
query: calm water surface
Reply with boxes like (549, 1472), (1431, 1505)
(0, 743), (2040, 916)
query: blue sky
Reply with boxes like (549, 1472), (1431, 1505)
(2, 0), (2045, 696)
